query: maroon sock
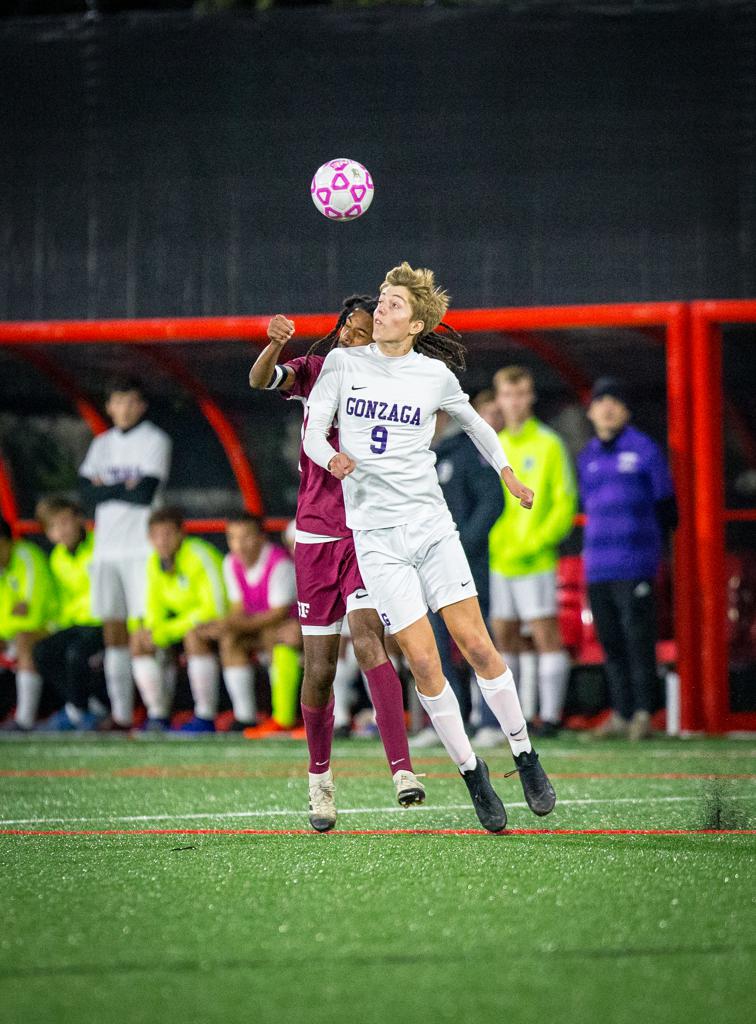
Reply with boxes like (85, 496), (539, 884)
(366, 661), (414, 775)
(301, 697), (335, 774)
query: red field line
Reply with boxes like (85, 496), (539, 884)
(2, 828), (755, 837)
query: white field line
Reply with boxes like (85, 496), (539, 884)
(2, 742), (755, 761)
(3, 794), (747, 828)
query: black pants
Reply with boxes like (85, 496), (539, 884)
(588, 579), (658, 719)
(34, 626), (105, 711)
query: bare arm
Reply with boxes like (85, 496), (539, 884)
(226, 602), (291, 637)
(249, 315), (297, 391)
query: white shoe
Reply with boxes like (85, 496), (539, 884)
(393, 769), (426, 807)
(474, 726), (506, 749)
(591, 711), (630, 738)
(308, 769), (337, 832)
(628, 710), (652, 741)
(409, 727), (441, 749)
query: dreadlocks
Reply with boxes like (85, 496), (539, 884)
(414, 321), (467, 373)
(381, 263), (467, 373)
(307, 294), (377, 356)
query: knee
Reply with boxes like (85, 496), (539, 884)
(496, 622), (520, 651)
(405, 648), (439, 685)
(455, 628), (494, 670)
(308, 652), (338, 686)
(184, 628), (211, 656)
(351, 631), (385, 672)
(532, 620), (564, 653)
(303, 655), (337, 698)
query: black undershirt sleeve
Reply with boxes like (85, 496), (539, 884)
(78, 475), (161, 513)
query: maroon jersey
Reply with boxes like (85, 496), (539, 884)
(283, 354), (349, 537)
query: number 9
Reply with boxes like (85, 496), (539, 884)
(370, 425), (388, 454)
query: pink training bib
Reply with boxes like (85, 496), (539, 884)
(230, 545), (291, 615)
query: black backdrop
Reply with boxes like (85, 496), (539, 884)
(1, 2), (755, 319)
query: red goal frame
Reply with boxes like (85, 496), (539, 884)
(691, 301), (756, 733)
(0, 301), (737, 734)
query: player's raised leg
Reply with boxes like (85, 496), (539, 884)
(441, 596), (556, 816)
(391, 614), (507, 834)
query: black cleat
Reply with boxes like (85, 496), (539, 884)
(512, 748), (556, 816)
(461, 757), (507, 833)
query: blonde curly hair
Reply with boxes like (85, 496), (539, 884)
(381, 261), (450, 335)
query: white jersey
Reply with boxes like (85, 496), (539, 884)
(222, 546), (297, 609)
(79, 420), (172, 559)
(303, 344), (510, 531)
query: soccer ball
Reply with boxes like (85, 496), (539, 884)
(311, 158), (374, 221)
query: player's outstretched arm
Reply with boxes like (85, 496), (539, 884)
(249, 315), (297, 391)
(441, 383), (511, 476)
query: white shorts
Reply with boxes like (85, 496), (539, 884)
(300, 588), (377, 637)
(353, 513), (477, 635)
(91, 556), (148, 622)
(489, 569), (557, 622)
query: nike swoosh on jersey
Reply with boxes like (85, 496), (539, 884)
(461, 580), (472, 587)
(354, 590), (369, 599)
(351, 385), (367, 391)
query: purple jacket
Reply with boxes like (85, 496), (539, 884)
(577, 425), (675, 584)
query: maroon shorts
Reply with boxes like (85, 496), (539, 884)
(294, 536), (368, 632)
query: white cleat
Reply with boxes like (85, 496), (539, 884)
(393, 769), (426, 807)
(308, 769), (337, 833)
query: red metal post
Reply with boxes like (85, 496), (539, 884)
(690, 309), (728, 733)
(0, 450), (19, 526)
(665, 304), (700, 731)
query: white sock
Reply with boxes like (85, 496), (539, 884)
(187, 655), (219, 721)
(132, 655), (169, 719)
(538, 651), (570, 724)
(88, 696), (108, 717)
(416, 681), (475, 768)
(502, 651), (520, 681)
(65, 702), (84, 724)
(517, 650), (539, 722)
(104, 647), (134, 726)
(223, 665), (256, 724)
(333, 645), (358, 728)
(15, 670), (42, 729)
(476, 667), (532, 757)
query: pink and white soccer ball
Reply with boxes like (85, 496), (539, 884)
(311, 158), (374, 221)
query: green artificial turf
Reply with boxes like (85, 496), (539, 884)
(1, 736), (754, 1024)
